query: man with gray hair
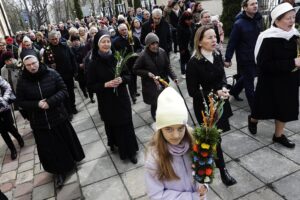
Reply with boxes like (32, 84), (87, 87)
(140, 8), (172, 54)
(43, 31), (78, 120)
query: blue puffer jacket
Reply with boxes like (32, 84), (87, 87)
(225, 11), (263, 66)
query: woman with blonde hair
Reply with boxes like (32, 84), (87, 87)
(145, 87), (208, 200)
(67, 27), (79, 47)
(186, 25), (236, 186)
(78, 27), (88, 45)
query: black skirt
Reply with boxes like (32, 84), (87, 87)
(33, 120), (85, 174)
(104, 121), (139, 159)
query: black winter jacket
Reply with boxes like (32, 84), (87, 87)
(16, 64), (69, 130)
(133, 48), (177, 104)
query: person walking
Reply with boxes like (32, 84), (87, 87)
(134, 33), (177, 120)
(224, 0), (263, 106)
(16, 49), (85, 188)
(87, 30), (139, 164)
(177, 11), (194, 79)
(141, 8), (172, 55)
(43, 31), (78, 119)
(249, 3), (300, 148)
(144, 87), (208, 200)
(0, 76), (24, 160)
(186, 25), (237, 186)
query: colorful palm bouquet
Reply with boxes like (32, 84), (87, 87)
(192, 92), (225, 184)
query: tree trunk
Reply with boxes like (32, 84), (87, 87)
(21, 0), (33, 29)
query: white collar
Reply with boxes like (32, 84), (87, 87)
(254, 26), (300, 63)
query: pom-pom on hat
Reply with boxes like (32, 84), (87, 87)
(145, 32), (159, 47)
(156, 87), (188, 130)
(271, 2), (294, 26)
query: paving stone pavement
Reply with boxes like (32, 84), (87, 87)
(1, 48), (300, 199)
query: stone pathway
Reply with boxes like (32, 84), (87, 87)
(0, 49), (300, 200)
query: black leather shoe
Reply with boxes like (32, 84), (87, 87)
(72, 108), (78, 114)
(233, 95), (243, 101)
(90, 98), (95, 103)
(135, 93), (140, 97)
(17, 137), (24, 148)
(273, 134), (295, 148)
(110, 146), (115, 152)
(229, 91), (243, 101)
(220, 168), (237, 186)
(129, 155), (138, 164)
(55, 174), (66, 189)
(248, 115), (257, 135)
(11, 150), (17, 160)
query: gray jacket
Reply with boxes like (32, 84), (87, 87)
(0, 76), (12, 112)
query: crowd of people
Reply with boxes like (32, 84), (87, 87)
(0, 0), (300, 198)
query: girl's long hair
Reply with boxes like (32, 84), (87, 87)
(146, 126), (194, 181)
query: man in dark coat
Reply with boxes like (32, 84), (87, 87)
(43, 31), (78, 118)
(224, 0), (262, 111)
(140, 8), (172, 55)
(134, 33), (177, 120)
(112, 23), (143, 104)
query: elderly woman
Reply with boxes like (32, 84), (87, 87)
(249, 3), (300, 148)
(87, 30), (139, 164)
(16, 49), (85, 188)
(186, 25), (236, 186)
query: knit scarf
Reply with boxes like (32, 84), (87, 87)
(167, 139), (190, 156)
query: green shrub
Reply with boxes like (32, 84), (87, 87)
(220, 0), (242, 36)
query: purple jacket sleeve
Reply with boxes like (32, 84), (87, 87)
(144, 151), (203, 200)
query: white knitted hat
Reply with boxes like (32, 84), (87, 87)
(22, 36), (32, 43)
(271, 3), (294, 26)
(156, 87), (188, 130)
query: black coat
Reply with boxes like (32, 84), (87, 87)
(133, 48), (177, 105)
(87, 53), (133, 125)
(16, 64), (69, 130)
(177, 22), (194, 64)
(43, 43), (77, 80)
(140, 19), (172, 53)
(186, 53), (232, 131)
(252, 37), (299, 122)
(169, 10), (182, 29)
(112, 35), (143, 71)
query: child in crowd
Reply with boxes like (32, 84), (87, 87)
(145, 87), (208, 200)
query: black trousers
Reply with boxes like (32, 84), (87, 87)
(0, 110), (21, 151)
(62, 77), (76, 113)
(128, 74), (137, 100)
(151, 103), (157, 121)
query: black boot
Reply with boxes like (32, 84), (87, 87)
(220, 168), (237, 186)
(16, 135), (24, 148)
(10, 149), (17, 160)
(129, 155), (138, 164)
(273, 134), (295, 148)
(55, 174), (66, 189)
(248, 115), (257, 135)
